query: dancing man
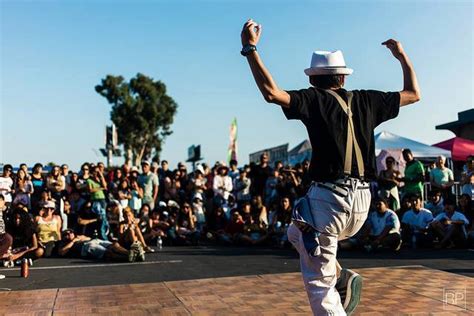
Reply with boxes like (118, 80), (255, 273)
(241, 19), (420, 315)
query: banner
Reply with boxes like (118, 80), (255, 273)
(227, 118), (238, 163)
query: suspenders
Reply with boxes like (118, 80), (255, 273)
(325, 89), (365, 179)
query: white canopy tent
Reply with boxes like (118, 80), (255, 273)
(375, 131), (451, 158)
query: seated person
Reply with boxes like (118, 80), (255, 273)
(107, 200), (124, 240)
(174, 203), (200, 246)
(270, 196), (292, 247)
(401, 194), (434, 248)
(357, 198), (401, 252)
(58, 229), (134, 262)
(6, 208), (40, 263)
(35, 200), (62, 258)
(430, 198), (469, 248)
(118, 208), (153, 260)
(143, 209), (170, 244)
(424, 190), (444, 217)
(240, 205), (269, 246)
(76, 201), (100, 238)
(0, 194), (13, 266)
(205, 206), (228, 243)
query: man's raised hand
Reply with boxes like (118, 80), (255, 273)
(241, 19), (262, 46)
(382, 39), (405, 60)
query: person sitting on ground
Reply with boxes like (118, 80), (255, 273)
(143, 208), (169, 245)
(397, 194), (412, 219)
(6, 208), (40, 263)
(430, 197), (469, 248)
(430, 155), (455, 200)
(250, 195), (268, 226)
(240, 203), (269, 246)
(119, 208), (153, 257)
(205, 206), (229, 243)
(192, 193), (206, 232)
(222, 210), (245, 245)
(424, 190), (444, 217)
(401, 194), (433, 248)
(0, 195), (13, 269)
(461, 173), (474, 201)
(270, 196), (292, 247)
(175, 202), (200, 245)
(357, 198), (401, 252)
(58, 229), (134, 262)
(35, 200), (62, 258)
(76, 201), (100, 238)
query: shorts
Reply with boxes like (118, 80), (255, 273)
(41, 241), (57, 257)
(81, 239), (113, 259)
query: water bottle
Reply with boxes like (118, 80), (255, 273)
(156, 236), (163, 250)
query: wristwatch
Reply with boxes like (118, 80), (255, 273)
(241, 44), (257, 56)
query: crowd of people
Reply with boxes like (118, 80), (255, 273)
(0, 151), (473, 268)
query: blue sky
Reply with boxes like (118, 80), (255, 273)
(1, 0), (472, 170)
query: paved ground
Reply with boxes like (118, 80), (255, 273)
(1, 266), (473, 315)
(0, 246), (472, 291)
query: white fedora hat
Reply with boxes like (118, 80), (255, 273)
(304, 50), (353, 76)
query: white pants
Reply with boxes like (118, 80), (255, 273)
(288, 179), (371, 316)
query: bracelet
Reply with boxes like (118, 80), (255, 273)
(241, 44), (257, 56)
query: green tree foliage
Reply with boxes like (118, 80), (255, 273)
(95, 73), (178, 165)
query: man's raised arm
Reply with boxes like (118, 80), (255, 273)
(382, 39), (421, 107)
(241, 19), (290, 108)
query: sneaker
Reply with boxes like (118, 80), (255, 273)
(128, 248), (137, 262)
(0, 274), (5, 280)
(336, 268), (363, 316)
(144, 246), (155, 253)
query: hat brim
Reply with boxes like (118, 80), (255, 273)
(304, 67), (353, 76)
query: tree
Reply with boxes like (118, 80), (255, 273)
(95, 73), (178, 166)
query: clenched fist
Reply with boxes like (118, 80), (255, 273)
(382, 39), (405, 60)
(241, 19), (262, 46)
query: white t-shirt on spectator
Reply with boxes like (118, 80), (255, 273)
(402, 208), (433, 230)
(368, 209), (400, 236)
(0, 176), (13, 203)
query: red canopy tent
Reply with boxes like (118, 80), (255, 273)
(432, 137), (474, 161)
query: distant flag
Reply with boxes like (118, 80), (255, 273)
(228, 118), (238, 163)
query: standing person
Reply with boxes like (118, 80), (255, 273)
(138, 161), (159, 211)
(0, 165), (14, 206)
(401, 149), (425, 200)
(377, 156), (402, 211)
(30, 163), (45, 213)
(430, 155), (454, 200)
(87, 166), (109, 240)
(250, 153), (272, 198)
(241, 19), (420, 315)
(212, 165), (233, 207)
(13, 169), (34, 208)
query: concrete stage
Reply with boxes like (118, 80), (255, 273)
(0, 265), (472, 315)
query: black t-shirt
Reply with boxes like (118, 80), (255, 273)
(283, 87), (400, 181)
(58, 240), (84, 258)
(76, 209), (99, 237)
